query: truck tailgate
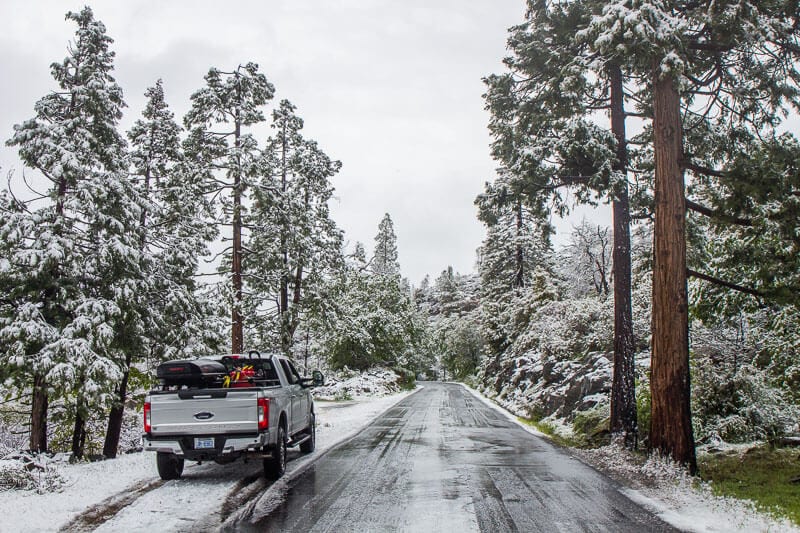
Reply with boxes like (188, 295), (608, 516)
(150, 389), (260, 435)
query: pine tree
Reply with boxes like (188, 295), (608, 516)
(581, 0), (800, 471)
(4, 7), (141, 458)
(249, 100), (343, 353)
(184, 63), (275, 355)
(319, 218), (422, 372)
(372, 213), (400, 277)
(482, 0), (640, 447)
(477, 199), (551, 362)
(101, 79), (222, 458)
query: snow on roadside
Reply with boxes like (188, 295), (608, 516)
(578, 445), (800, 533)
(0, 451), (154, 532)
(0, 387), (417, 533)
(460, 382), (799, 533)
(313, 366), (410, 400)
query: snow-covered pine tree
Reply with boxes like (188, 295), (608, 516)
(100, 80), (223, 458)
(249, 100), (343, 353)
(318, 217), (423, 373)
(427, 267), (482, 380)
(581, 0), (800, 471)
(183, 63), (275, 355)
(4, 7), (142, 458)
(372, 213), (400, 277)
(477, 197), (552, 360)
(483, 0), (638, 448)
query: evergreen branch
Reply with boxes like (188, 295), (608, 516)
(205, 246), (233, 263)
(688, 40), (735, 53)
(21, 170), (49, 202)
(682, 160), (726, 178)
(5, 171), (31, 212)
(687, 268), (765, 298)
(545, 175), (591, 190)
(685, 199), (752, 227)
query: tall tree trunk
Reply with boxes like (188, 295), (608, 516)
(231, 115), (244, 355)
(514, 199), (525, 289)
(29, 373), (48, 452)
(102, 364), (130, 458)
(287, 188), (309, 344)
(32, 156), (72, 453)
(71, 406), (87, 459)
(608, 63), (638, 449)
(280, 122), (290, 353)
(650, 68), (696, 473)
(104, 165), (151, 458)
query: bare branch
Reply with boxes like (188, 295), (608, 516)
(687, 268), (765, 297)
(685, 198), (752, 226)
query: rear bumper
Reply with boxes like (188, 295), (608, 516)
(143, 431), (271, 460)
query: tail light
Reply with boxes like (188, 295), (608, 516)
(144, 401), (151, 433)
(257, 398), (269, 431)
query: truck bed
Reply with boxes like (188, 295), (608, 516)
(148, 386), (279, 436)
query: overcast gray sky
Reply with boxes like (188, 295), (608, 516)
(0, 1), (597, 284)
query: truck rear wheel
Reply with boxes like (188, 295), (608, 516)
(300, 412), (315, 453)
(264, 425), (287, 479)
(156, 452), (184, 480)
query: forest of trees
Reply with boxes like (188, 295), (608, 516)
(1, 3), (799, 477)
(478, 0), (800, 472)
(0, 8), (428, 459)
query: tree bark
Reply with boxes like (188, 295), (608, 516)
(608, 63), (638, 449)
(231, 107), (244, 355)
(514, 199), (525, 289)
(650, 67), (697, 473)
(29, 373), (48, 452)
(71, 407), (86, 459)
(280, 121), (291, 353)
(102, 366), (129, 458)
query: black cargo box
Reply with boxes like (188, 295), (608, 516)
(157, 359), (227, 387)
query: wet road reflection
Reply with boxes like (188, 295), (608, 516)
(225, 382), (677, 532)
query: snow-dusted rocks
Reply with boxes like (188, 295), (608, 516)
(487, 351), (612, 423)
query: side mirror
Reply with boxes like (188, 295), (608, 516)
(312, 370), (325, 387)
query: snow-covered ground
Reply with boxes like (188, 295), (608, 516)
(0, 388), (416, 532)
(461, 382), (799, 533)
(313, 366), (412, 400)
(1, 380), (794, 532)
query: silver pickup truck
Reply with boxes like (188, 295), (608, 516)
(143, 351), (323, 480)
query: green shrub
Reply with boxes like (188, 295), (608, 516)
(333, 389), (353, 401)
(394, 367), (416, 390)
(572, 406), (610, 448)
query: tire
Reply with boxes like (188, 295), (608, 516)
(264, 424), (287, 479)
(156, 452), (184, 480)
(300, 412), (315, 453)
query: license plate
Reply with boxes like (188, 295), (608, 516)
(194, 437), (214, 449)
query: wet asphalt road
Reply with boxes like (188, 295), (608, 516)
(227, 382), (677, 532)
